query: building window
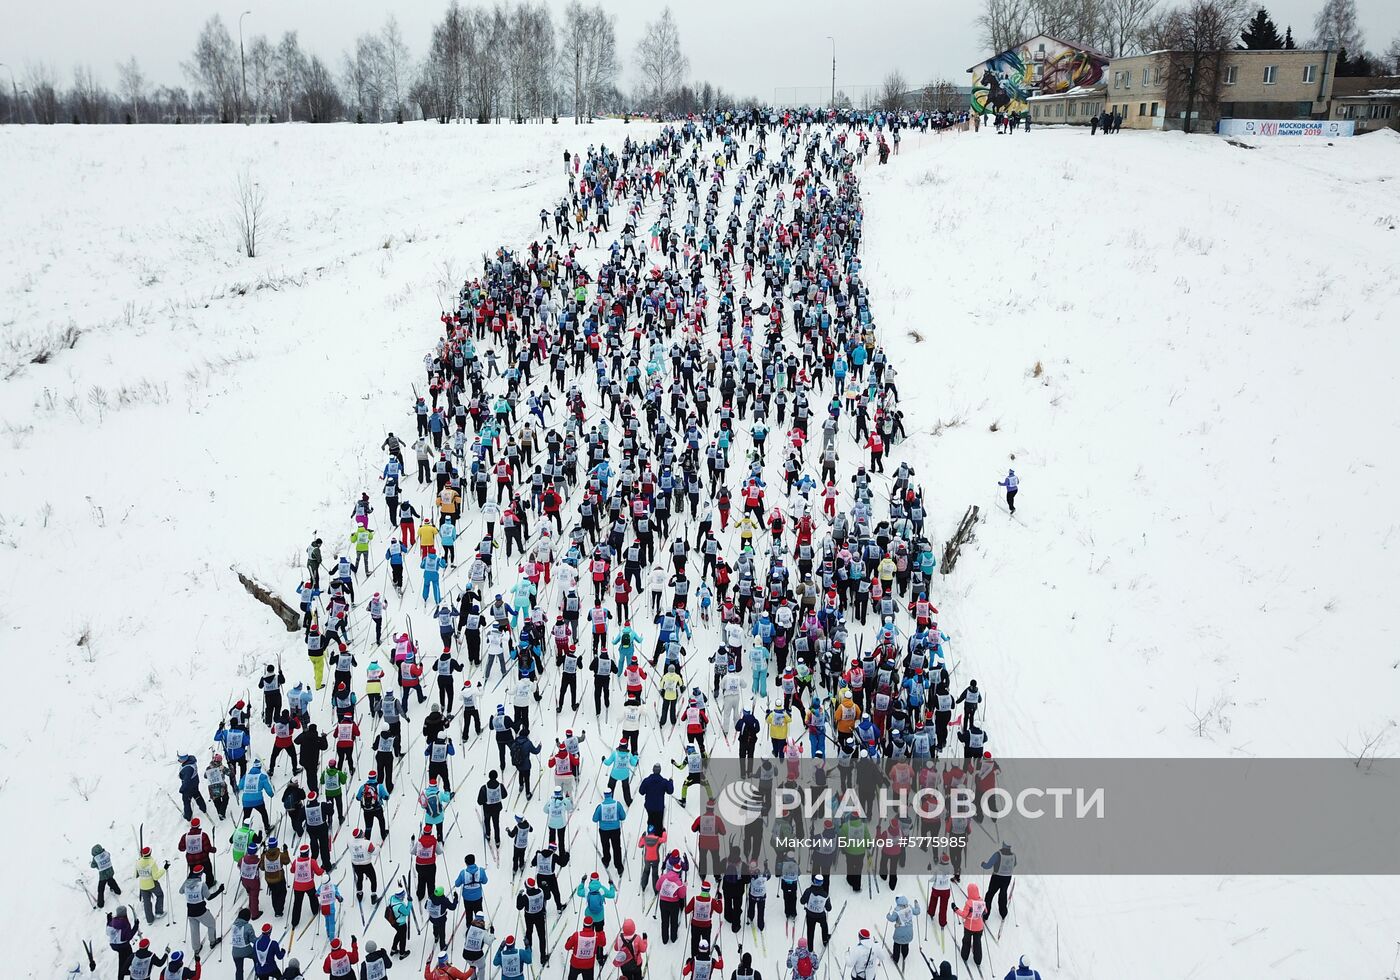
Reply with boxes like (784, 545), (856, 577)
(1056, 104), (1064, 116)
(1142, 68), (1150, 86)
(1263, 65), (1277, 84)
(1139, 102), (1147, 116)
(1069, 103), (1076, 117)
(1151, 101), (1159, 117)
(1154, 67), (1163, 84)
(1371, 104), (1394, 119)
(1341, 104), (1357, 119)
(1224, 66), (1238, 85)
(1303, 64), (1317, 83)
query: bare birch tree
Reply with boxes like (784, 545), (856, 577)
(1309, 0), (1363, 51)
(1104, 0), (1160, 55)
(380, 16), (412, 120)
(117, 57), (145, 123)
(185, 15), (239, 121)
(634, 7), (688, 112)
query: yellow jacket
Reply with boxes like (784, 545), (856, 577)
(661, 671), (683, 701)
(418, 524), (439, 548)
(439, 488), (460, 515)
(135, 855), (165, 891)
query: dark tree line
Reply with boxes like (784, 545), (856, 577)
(0, 1), (626, 124)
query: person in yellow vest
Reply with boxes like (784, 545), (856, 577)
(734, 514), (759, 550)
(351, 524), (374, 576)
(765, 706), (791, 758)
(660, 666), (684, 727)
(877, 553), (897, 591)
(438, 484), (461, 522)
(418, 518), (439, 555)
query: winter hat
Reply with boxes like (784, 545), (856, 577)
(139, 939), (150, 949)
(859, 929), (870, 939)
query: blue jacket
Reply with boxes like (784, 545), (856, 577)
(252, 934), (285, 976)
(215, 725), (249, 761)
(591, 793), (627, 830)
(639, 772), (674, 812)
(603, 749), (638, 781)
(240, 766), (273, 807)
(455, 864), (488, 901)
(575, 879), (617, 921)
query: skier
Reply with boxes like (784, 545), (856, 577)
(846, 929), (883, 980)
(980, 843), (1016, 922)
(952, 883), (987, 970)
(996, 469), (1018, 514)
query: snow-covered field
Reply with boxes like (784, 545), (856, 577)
(2, 119), (1398, 979)
(864, 125), (1400, 977)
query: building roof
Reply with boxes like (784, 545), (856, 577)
(1027, 83), (1107, 101)
(966, 32), (1109, 73)
(1332, 75), (1400, 98)
(1122, 47), (1331, 59)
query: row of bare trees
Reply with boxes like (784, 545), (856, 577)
(0, 0), (625, 124)
(977, 0), (1165, 57)
(975, 0), (1399, 65)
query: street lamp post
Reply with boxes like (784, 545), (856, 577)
(825, 36), (836, 109)
(238, 10), (252, 124)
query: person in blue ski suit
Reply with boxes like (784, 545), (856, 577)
(239, 760), (274, 831)
(422, 551), (445, 604)
(997, 469), (1019, 515)
(575, 872), (617, 927)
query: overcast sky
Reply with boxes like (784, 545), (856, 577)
(8, 0), (1400, 98)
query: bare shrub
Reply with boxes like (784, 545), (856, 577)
(71, 775), (101, 801)
(233, 167), (267, 258)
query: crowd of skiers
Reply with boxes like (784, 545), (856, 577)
(80, 104), (1041, 980)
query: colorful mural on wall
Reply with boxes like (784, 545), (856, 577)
(970, 35), (1107, 114)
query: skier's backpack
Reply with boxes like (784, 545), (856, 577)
(796, 954), (815, 979)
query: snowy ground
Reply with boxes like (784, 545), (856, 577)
(863, 125), (1400, 977)
(2, 120), (1398, 979)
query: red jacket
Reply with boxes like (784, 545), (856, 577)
(323, 938), (359, 977)
(685, 893), (722, 925)
(178, 829), (214, 864)
(290, 854), (323, 892)
(565, 926), (606, 968)
(424, 963), (473, 980)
